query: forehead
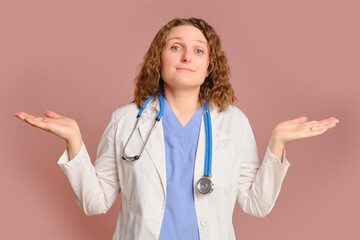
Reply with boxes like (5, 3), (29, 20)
(165, 25), (208, 46)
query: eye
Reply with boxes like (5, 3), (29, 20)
(195, 49), (204, 55)
(171, 46), (181, 51)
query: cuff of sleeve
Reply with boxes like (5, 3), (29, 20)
(266, 145), (290, 167)
(57, 141), (87, 168)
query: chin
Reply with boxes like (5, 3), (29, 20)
(163, 77), (205, 90)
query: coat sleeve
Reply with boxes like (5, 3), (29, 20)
(57, 111), (120, 216)
(236, 116), (290, 218)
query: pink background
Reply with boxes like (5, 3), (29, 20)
(2, 0), (359, 239)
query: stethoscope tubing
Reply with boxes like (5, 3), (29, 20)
(122, 93), (214, 194)
(204, 102), (212, 176)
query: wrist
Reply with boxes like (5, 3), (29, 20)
(269, 135), (286, 163)
(66, 134), (83, 160)
(269, 135), (285, 148)
(66, 127), (82, 143)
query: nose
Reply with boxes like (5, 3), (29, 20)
(181, 48), (192, 62)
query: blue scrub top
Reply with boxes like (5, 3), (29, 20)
(158, 97), (203, 240)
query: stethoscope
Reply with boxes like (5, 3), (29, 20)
(122, 93), (214, 194)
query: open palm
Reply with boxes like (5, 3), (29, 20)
(14, 111), (81, 142)
(271, 116), (339, 145)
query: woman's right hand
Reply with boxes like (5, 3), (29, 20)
(14, 110), (82, 143)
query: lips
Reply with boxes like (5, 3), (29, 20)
(176, 68), (194, 72)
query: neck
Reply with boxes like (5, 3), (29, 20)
(163, 85), (201, 127)
(163, 86), (201, 114)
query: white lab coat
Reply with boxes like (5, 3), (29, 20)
(58, 97), (290, 240)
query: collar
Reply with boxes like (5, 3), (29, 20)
(140, 94), (221, 119)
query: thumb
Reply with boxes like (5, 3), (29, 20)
(296, 116), (308, 122)
(290, 116), (307, 123)
(45, 110), (63, 119)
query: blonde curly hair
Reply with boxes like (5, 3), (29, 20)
(133, 17), (236, 112)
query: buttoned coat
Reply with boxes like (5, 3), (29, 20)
(58, 97), (290, 240)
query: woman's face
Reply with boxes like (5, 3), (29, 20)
(160, 25), (210, 92)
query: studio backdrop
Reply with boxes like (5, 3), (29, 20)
(1, 0), (358, 239)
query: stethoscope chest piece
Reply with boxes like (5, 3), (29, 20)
(196, 176), (214, 194)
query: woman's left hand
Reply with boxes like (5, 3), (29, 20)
(268, 116), (339, 163)
(271, 116), (340, 146)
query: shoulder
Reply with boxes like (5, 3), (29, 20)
(210, 105), (250, 138)
(211, 105), (254, 140)
(107, 103), (139, 127)
(112, 103), (139, 118)
(212, 104), (249, 124)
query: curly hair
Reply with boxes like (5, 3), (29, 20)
(133, 17), (237, 112)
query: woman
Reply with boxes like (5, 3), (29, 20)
(14, 18), (339, 239)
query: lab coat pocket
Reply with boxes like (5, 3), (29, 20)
(120, 150), (163, 206)
(118, 128), (143, 203)
(212, 148), (236, 187)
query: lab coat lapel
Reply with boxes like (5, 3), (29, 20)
(194, 116), (206, 183)
(138, 98), (167, 197)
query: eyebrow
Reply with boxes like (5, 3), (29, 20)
(167, 37), (207, 46)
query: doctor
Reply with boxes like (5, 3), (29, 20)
(14, 18), (339, 240)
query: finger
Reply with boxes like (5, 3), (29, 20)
(312, 127), (328, 135)
(14, 112), (35, 121)
(303, 121), (319, 127)
(323, 122), (338, 129)
(302, 127), (327, 139)
(309, 125), (329, 132)
(14, 112), (25, 120)
(45, 111), (64, 119)
(23, 116), (48, 130)
(284, 116), (308, 128)
(309, 118), (339, 128)
(317, 118), (339, 125)
(308, 121), (338, 135)
(290, 116), (308, 123)
(23, 115), (39, 123)
(325, 117), (339, 123)
(45, 110), (63, 119)
(327, 118), (340, 124)
(310, 120), (339, 130)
